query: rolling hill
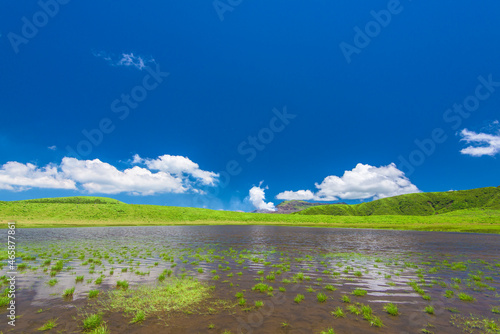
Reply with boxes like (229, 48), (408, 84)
(296, 186), (500, 216)
(0, 187), (499, 233)
(273, 200), (346, 214)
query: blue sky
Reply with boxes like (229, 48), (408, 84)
(1, 0), (499, 211)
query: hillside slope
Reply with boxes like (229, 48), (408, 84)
(1, 192), (500, 233)
(16, 196), (124, 205)
(275, 200), (345, 214)
(297, 186), (500, 216)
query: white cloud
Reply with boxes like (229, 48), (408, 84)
(48, 145), (57, 151)
(248, 182), (276, 211)
(133, 154), (219, 186)
(0, 155), (218, 195)
(0, 161), (76, 191)
(459, 127), (500, 157)
(117, 53), (150, 70)
(60, 158), (186, 195)
(275, 190), (316, 201)
(93, 51), (154, 70)
(276, 163), (420, 201)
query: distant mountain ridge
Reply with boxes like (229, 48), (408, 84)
(296, 186), (500, 216)
(274, 200), (346, 214)
(16, 197), (123, 205)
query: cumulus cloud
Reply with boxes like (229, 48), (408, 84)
(276, 163), (420, 201)
(48, 145), (57, 151)
(93, 51), (154, 70)
(275, 190), (316, 201)
(459, 126), (500, 157)
(0, 155), (218, 195)
(0, 161), (76, 191)
(133, 154), (218, 186)
(248, 182), (276, 211)
(60, 158), (186, 195)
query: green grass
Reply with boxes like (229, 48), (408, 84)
(320, 328), (336, 334)
(47, 278), (58, 286)
(104, 277), (210, 315)
(341, 295), (350, 303)
(368, 316), (384, 328)
(317, 292), (328, 303)
(38, 319), (57, 331)
(384, 303), (399, 316)
(82, 314), (103, 331)
(294, 294), (305, 303)
(450, 314), (500, 333)
(88, 290), (99, 299)
(332, 306), (345, 318)
(424, 305), (435, 315)
(458, 292), (475, 302)
(252, 283), (271, 293)
(352, 288), (367, 297)
(87, 325), (110, 334)
(298, 187), (500, 216)
(0, 296), (10, 307)
(348, 304), (361, 315)
(62, 287), (75, 297)
(116, 280), (129, 290)
(130, 310), (145, 323)
(2, 188), (500, 234)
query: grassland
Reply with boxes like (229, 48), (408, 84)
(1, 192), (500, 232)
(297, 186), (500, 216)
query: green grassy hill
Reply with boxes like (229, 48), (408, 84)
(296, 186), (500, 216)
(1, 187), (500, 233)
(275, 200), (333, 213)
(16, 196), (124, 205)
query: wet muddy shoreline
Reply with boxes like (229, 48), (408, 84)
(1, 225), (499, 333)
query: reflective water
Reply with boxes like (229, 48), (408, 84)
(1, 226), (499, 333)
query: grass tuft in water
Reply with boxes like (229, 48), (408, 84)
(317, 293), (328, 303)
(38, 319), (57, 331)
(458, 293), (475, 302)
(62, 287), (75, 297)
(384, 303), (399, 316)
(352, 288), (367, 297)
(116, 280), (129, 290)
(82, 314), (103, 331)
(341, 295), (350, 303)
(130, 310), (145, 323)
(294, 294), (305, 303)
(88, 290), (99, 299)
(332, 307), (345, 318)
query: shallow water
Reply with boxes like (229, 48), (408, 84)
(1, 225), (499, 333)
